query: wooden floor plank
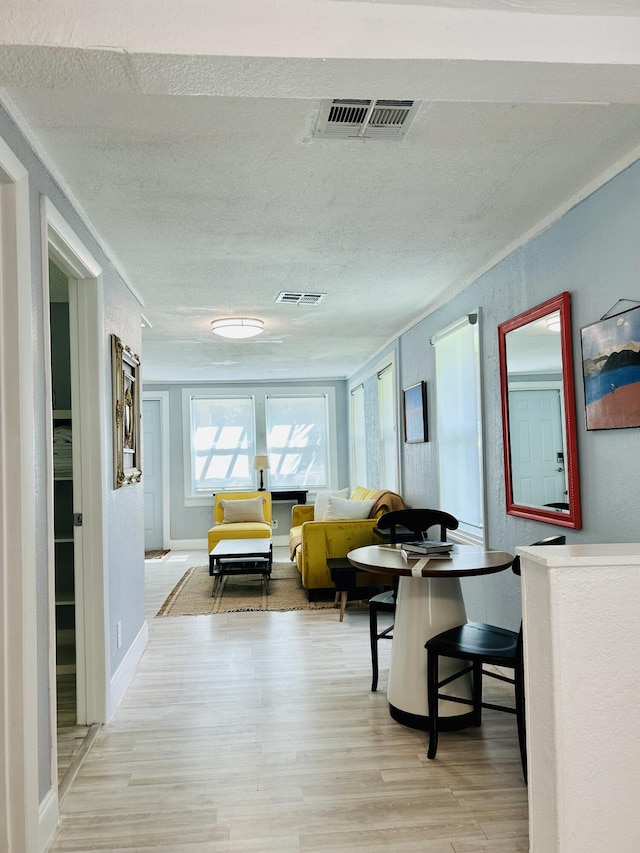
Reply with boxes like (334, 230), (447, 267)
(49, 549), (528, 852)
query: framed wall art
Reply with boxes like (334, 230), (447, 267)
(403, 381), (428, 443)
(580, 302), (640, 431)
(111, 334), (142, 488)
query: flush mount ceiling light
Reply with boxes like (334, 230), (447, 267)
(211, 318), (264, 339)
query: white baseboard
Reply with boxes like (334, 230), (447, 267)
(169, 538), (208, 550)
(39, 786), (58, 853)
(108, 621), (148, 722)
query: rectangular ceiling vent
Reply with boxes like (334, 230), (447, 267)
(275, 291), (326, 305)
(314, 99), (420, 141)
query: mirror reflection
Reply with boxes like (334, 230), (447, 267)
(498, 291), (582, 529)
(505, 310), (568, 511)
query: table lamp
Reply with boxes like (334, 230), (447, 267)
(253, 454), (270, 491)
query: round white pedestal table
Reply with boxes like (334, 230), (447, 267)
(347, 543), (514, 730)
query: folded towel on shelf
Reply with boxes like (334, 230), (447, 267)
(53, 425), (73, 475)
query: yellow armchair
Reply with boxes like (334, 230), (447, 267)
(289, 487), (402, 593)
(207, 491), (272, 552)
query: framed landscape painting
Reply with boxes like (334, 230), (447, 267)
(403, 381), (428, 443)
(580, 304), (640, 430)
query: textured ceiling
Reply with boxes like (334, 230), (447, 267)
(2, 0), (640, 381)
(341, 0), (640, 13)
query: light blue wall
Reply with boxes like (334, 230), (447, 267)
(350, 160), (640, 630)
(0, 105), (145, 801)
(143, 380), (350, 541)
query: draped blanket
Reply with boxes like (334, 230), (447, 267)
(289, 490), (405, 561)
(368, 489), (405, 518)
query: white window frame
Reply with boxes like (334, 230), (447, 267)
(265, 392), (334, 492)
(348, 350), (400, 493)
(377, 364), (399, 493)
(183, 392), (256, 504)
(349, 383), (367, 488)
(432, 311), (486, 545)
(183, 385), (338, 506)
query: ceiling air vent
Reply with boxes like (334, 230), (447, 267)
(314, 99), (420, 141)
(275, 291), (326, 305)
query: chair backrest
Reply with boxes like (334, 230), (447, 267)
(511, 534), (566, 576)
(377, 508), (459, 543)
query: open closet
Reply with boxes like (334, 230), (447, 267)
(49, 258), (85, 779)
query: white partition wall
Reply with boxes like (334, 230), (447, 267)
(518, 543), (640, 853)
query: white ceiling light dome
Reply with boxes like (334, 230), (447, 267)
(211, 318), (264, 339)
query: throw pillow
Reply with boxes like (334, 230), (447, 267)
(219, 496), (266, 524)
(323, 496), (376, 520)
(314, 488), (349, 521)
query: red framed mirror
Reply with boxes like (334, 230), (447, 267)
(498, 291), (582, 529)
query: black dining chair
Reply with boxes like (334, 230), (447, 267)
(424, 534), (566, 783)
(369, 508), (459, 692)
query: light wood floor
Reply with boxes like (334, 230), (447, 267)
(49, 549), (529, 852)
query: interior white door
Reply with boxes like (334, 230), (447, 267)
(509, 388), (566, 506)
(143, 399), (163, 551)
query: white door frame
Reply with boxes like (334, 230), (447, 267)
(142, 390), (170, 549)
(41, 199), (109, 766)
(0, 137), (39, 851)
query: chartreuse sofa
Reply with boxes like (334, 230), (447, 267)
(207, 491), (273, 553)
(289, 486), (404, 595)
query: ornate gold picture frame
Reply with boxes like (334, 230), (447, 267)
(111, 334), (142, 488)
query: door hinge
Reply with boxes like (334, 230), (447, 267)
(73, 513), (83, 527)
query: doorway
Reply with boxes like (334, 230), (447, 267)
(43, 197), (110, 817)
(143, 398), (163, 552)
(0, 131), (39, 853)
(143, 392), (170, 555)
(508, 387), (567, 506)
(49, 259), (79, 733)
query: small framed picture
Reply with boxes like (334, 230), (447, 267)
(403, 381), (428, 443)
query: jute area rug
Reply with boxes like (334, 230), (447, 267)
(157, 561), (363, 617)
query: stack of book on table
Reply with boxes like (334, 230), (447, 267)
(402, 540), (454, 556)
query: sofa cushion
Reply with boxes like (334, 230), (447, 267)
(314, 488), (349, 520)
(323, 496), (376, 520)
(219, 496), (266, 524)
(350, 485), (379, 502)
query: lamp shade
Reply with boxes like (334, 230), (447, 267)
(253, 454), (270, 471)
(211, 318), (264, 339)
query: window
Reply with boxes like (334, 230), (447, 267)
(377, 364), (399, 492)
(265, 395), (330, 489)
(350, 384), (367, 487)
(183, 385), (337, 504)
(348, 350), (399, 492)
(187, 396), (255, 495)
(433, 312), (485, 543)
